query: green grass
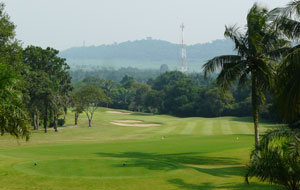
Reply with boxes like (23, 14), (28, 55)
(0, 108), (281, 190)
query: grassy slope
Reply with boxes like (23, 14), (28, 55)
(0, 108), (281, 190)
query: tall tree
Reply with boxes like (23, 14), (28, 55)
(0, 64), (30, 139)
(74, 86), (107, 127)
(120, 75), (135, 89)
(71, 92), (85, 125)
(0, 3), (24, 72)
(143, 90), (163, 114)
(23, 46), (72, 133)
(111, 88), (134, 109)
(0, 3), (30, 139)
(271, 1), (300, 125)
(132, 83), (151, 112)
(202, 87), (234, 117)
(203, 4), (287, 148)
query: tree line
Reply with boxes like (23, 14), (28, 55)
(0, 3), (72, 138)
(70, 67), (161, 83)
(72, 71), (278, 126)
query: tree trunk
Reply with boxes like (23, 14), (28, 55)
(88, 119), (92, 127)
(54, 112), (58, 132)
(75, 113), (78, 125)
(37, 113), (39, 130)
(44, 101), (48, 133)
(1, 128), (4, 136)
(252, 73), (260, 148)
(33, 107), (39, 130)
(33, 113), (37, 130)
(85, 110), (92, 127)
(64, 107), (67, 121)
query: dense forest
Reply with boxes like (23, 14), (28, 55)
(72, 71), (279, 122)
(70, 67), (162, 83)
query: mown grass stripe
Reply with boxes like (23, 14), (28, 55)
(156, 126), (177, 135)
(237, 122), (253, 134)
(212, 119), (222, 135)
(180, 122), (196, 134)
(201, 120), (213, 135)
(220, 120), (233, 135)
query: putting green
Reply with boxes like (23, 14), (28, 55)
(14, 158), (178, 178)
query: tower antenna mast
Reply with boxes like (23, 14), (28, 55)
(180, 23), (187, 72)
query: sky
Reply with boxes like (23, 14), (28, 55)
(2, 0), (288, 51)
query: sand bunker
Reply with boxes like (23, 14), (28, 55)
(110, 122), (160, 127)
(113, 120), (142, 123)
(105, 111), (131, 115)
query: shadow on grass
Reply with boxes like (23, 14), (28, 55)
(96, 151), (246, 177)
(111, 159), (178, 171)
(168, 178), (280, 190)
(229, 117), (280, 125)
(192, 166), (245, 177)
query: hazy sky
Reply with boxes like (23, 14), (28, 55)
(2, 0), (287, 50)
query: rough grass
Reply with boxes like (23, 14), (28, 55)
(0, 108), (281, 190)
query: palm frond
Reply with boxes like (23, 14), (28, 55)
(238, 72), (250, 87)
(276, 46), (300, 122)
(255, 59), (276, 92)
(246, 128), (300, 189)
(278, 16), (300, 39)
(272, 1), (300, 19)
(202, 55), (243, 78)
(268, 47), (292, 60)
(224, 25), (248, 57)
(216, 60), (247, 92)
(0, 63), (30, 140)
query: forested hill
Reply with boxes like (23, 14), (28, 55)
(60, 38), (235, 70)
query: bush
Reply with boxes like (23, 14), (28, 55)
(246, 128), (300, 190)
(58, 119), (65, 127)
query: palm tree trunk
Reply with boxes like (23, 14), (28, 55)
(252, 73), (260, 148)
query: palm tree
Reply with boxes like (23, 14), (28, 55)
(245, 3), (300, 188)
(0, 63), (30, 140)
(270, 1), (300, 125)
(202, 4), (288, 148)
(245, 128), (300, 190)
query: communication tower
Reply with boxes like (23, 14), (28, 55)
(180, 23), (187, 72)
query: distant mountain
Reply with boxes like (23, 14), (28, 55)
(60, 38), (235, 71)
